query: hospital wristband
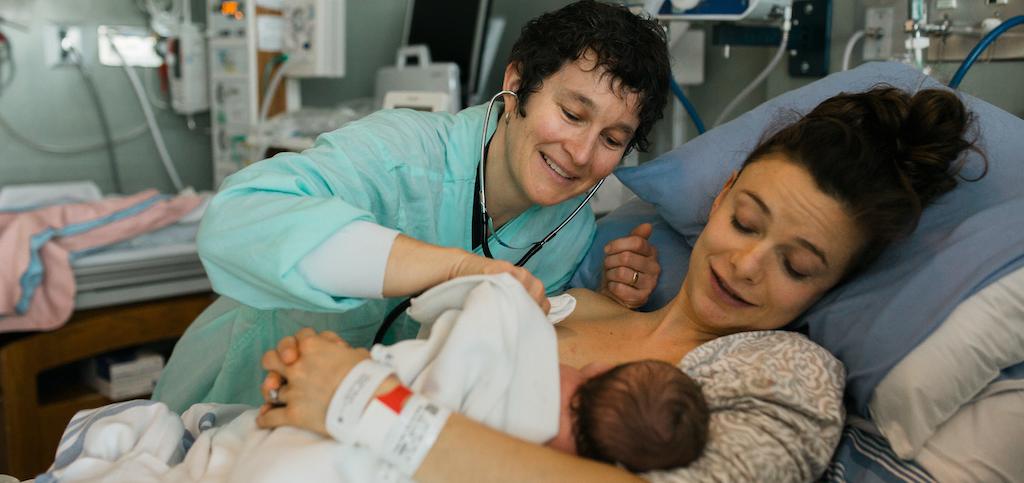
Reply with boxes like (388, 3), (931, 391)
(324, 359), (396, 444)
(353, 390), (451, 477)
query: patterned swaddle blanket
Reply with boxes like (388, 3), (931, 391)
(645, 330), (846, 483)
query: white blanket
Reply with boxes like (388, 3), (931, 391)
(43, 277), (845, 483)
(377, 273), (564, 443)
(41, 274), (569, 483)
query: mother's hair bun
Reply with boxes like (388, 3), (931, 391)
(898, 88), (982, 206)
(741, 86), (986, 272)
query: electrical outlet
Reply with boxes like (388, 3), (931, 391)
(863, 6), (895, 60)
(44, 24), (83, 67)
(96, 25), (162, 68)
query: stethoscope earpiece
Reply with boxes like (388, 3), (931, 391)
(501, 90), (517, 125)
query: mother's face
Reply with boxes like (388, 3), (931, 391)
(680, 154), (866, 335)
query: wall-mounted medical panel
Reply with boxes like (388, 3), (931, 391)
(208, 0), (259, 187)
(281, 0), (345, 78)
(925, 0), (1024, 62)
(863, 0), (1024, 63)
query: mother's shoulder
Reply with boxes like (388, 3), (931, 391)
(564, 288), (633, 320)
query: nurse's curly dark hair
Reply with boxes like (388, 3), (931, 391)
(508, 0), (670, 154)
(743, 86), (987, 274)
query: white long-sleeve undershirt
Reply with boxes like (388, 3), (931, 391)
(297, 221), (400, 299)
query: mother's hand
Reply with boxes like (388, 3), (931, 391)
(600, 223), (660, 308)
(256, 328), (369, 436)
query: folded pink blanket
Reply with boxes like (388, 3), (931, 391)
(0, 190), (203, 333)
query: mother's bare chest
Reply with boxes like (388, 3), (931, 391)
(554, 317), (687, 368)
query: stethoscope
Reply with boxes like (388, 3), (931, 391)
(372, 90), (605, 344)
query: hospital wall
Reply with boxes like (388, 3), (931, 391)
(680, 1), (1024, 152)
(0, 0), (213, 195)
(404, 0), (1024, 157)
(2, 0), (1023, 197)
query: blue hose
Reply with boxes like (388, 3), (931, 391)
(669, 76), (706, 135)
(949, 15), (1024, 89)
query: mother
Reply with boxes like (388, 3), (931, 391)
(260, 86), (982, 481)
(154, 1), (672, 413)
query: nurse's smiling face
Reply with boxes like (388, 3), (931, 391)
(490, 53), (640, 220)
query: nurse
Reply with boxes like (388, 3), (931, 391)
(154, 0), (672, 412)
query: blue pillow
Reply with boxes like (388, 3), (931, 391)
(581, 61), (1024, 418)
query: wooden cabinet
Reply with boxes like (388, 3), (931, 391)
(0, 293), (213, 480)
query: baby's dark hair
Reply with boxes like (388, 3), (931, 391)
(572, 360), (709, 472)
(507, 0), (670, 154)
(743, 86), (986, 274)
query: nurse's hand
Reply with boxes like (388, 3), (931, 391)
(384, 235), (550, 313)
(600, 223), (660, 309)
(451, 253), (550, 314)
(257, 328), (368, 436)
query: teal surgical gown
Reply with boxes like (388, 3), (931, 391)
(153, 104), (598, 413)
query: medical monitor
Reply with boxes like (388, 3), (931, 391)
(404, 0), (491, 107)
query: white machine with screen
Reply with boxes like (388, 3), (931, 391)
(382, 90), (451, 113)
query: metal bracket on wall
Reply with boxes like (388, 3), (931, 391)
(787, 0), (831, 77)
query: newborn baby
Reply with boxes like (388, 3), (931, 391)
(551, 359), (709, 471)
(40, 284), (709, 483)
(286, 275), (711, 474)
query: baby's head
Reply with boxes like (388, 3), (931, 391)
(547, 360), (709, 472)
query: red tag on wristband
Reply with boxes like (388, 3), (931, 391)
(377, 384), (412, 413)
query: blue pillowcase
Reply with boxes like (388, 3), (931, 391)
(573, 62), (1024, 418)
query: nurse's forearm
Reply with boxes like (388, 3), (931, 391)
(414, 413), (643, 483)
(381, 235), (471, 297)
(382, 235), (549, 311)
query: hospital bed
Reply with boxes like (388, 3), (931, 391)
(574, 61), (1024, 481)
(26, 61), (1024, 482)
(0, 186), (210, 330)
(0, 188), (212, 477)
(71, 221), (209, 310)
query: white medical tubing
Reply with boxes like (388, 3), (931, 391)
(713, 6), (792, 128)
(253, 57), (292, 161)
(144, 69), (170, 110)
(107, 32), (185, 192)
(324, 359), (396, 444)
(68, 47), (122, 193)
(181, 0), (191, 24)
(842, 30), (866, 71)
(0, 116), (148, 154)
(0, 36), (148, 154)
